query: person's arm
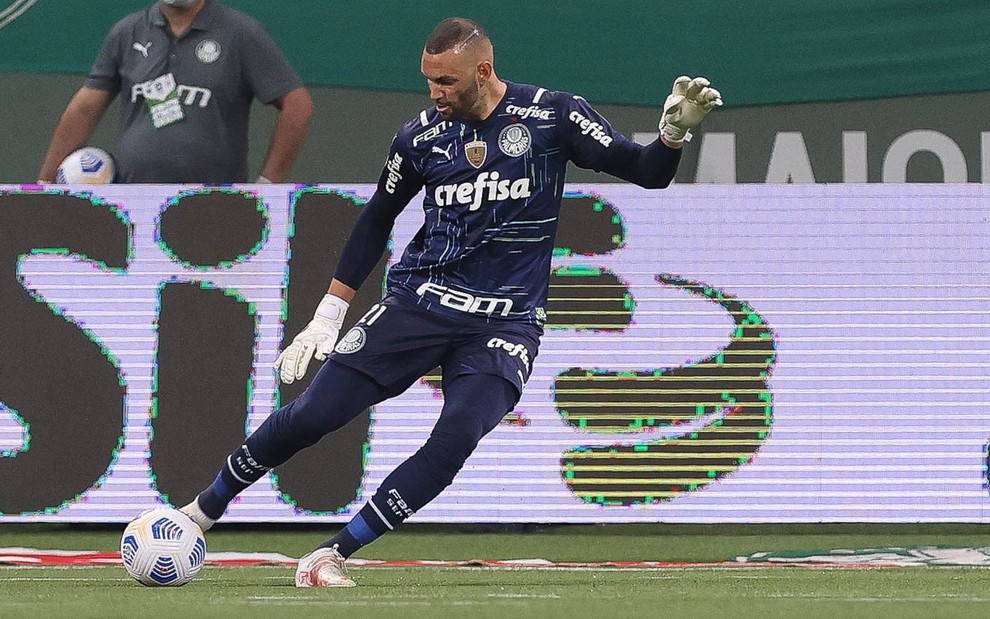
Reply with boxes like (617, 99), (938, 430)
(560, 76), (721, 188)
(274, 136), (423, 384)
(37, 87), (115, 182)
(256, 86), (313, 183)
(598, 135), (683, 189)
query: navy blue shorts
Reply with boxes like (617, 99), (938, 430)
(329, 294), (542, 396)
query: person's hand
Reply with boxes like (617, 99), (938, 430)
(658, 76), (723, 144)
(275, 294), (349, 384)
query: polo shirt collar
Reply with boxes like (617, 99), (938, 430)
(150, 0), (218, 31)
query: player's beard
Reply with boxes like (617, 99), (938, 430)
(439, 82), (483, 122)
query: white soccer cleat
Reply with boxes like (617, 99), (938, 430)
(295, 547), (356, 588)
(178, 498), (216, 532)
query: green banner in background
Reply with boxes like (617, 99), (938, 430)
(1, 0), (988, 107)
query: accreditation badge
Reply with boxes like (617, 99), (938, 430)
(140, 73), (185, 129)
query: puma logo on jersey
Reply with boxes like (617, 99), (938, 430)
(431, 144), (453, 161)
(433, 171), (532, 211)
(132, 41), (153, 58)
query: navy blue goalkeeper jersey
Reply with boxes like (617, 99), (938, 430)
(335, 80), (681, 326)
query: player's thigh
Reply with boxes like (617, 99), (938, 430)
(329, 296), (449, 393)
(435, 372), (520, 441)
(441, 323), (542, 396)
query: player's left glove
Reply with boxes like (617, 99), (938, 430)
(658, 76), (723, 144)
(274, 294), (349, 384)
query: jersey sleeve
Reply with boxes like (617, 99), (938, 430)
(239, 19), (304, 104)
(332, 133), (425, 290)
(555, 92), (681, 188)
(83, 21), (125, 93)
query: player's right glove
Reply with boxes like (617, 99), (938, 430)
(658, 76), (723, 144)
(275, 294), (349, 384)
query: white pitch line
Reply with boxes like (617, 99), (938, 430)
(488, 593), (562, 599)
(0, 577), (132, 582)
(768, 593), (990, 603)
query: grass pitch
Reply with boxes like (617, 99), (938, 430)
(2, 524), (989, 618)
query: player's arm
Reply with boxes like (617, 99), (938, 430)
(256, 86), (314, 183)
(38, 19), (126, 183)
(241, 19), (313, 183)
(275, 138), (423, 384)
(561, 76), (721, 188)
(37, 87), (115, 183)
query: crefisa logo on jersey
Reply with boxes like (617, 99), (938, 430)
(569, 111), (613, 147)
(498, 123), (532, 157)
(384, 152), (403, 193)
(487, 337), (532, 370)
(505, 104), (552, 121)
(433, 171), (532, 211)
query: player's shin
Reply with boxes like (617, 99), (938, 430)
(187, 362), (390, 525)
(315, 436), (467, 557)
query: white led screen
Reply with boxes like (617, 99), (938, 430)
(0, 184), (988, 522)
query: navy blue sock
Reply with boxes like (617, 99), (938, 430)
(197, 444), (269, 519)
(318, 513), (383, 558)
(196, 361), (389, 520)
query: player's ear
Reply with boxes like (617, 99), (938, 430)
(476, 60), (493, 84)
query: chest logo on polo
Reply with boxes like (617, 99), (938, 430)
(195, 40), (221, 64)
(498, 123), (531, 157)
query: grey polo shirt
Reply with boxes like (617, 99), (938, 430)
(85, 0), (303, 183)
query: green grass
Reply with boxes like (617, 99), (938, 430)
(5, 565), (990, 619)
(3, 524), (990, 618)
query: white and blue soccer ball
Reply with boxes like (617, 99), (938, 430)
(120, 507), (206, 587)
(55, 146), (116, 184)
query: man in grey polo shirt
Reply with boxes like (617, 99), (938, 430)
(37, 0), (313, 184)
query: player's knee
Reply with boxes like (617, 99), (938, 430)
(419, 428), (477, 480)
(284, 390), (348, 437)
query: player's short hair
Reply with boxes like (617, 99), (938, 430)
(424, 17), (489, 55)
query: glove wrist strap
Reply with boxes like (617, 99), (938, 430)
(315, 294), (349, 327)
(658, 119), (692, 144)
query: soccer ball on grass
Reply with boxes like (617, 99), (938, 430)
(55, 146), (116, 184)
(120, 507), (206, 586)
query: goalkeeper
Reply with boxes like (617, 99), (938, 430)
(181, 16), (721, 587)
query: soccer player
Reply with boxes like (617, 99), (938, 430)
(181, 17), (721, 587)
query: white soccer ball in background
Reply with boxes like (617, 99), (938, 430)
(120, 507), (206, 587)
(55, 146), (116, 184)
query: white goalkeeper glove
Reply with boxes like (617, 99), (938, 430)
(658, 76), (723, 144)
(275, 294), (349, 384)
